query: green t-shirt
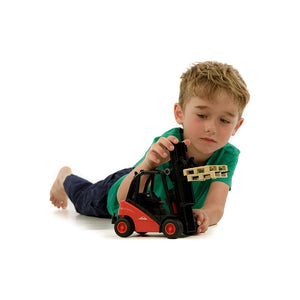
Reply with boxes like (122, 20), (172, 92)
(107, 127), (240, 217)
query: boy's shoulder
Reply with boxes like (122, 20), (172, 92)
(209, 143), (240, 165)
(221, 142), (240, 156)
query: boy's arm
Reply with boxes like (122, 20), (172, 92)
(193, 181), (229, 233)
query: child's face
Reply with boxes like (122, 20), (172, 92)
(174, 91), (243, 161)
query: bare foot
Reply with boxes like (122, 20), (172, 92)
(50, 166), (72, 209)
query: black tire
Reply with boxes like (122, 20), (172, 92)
(162, 219), (183, 239)
(114, 217), (134, 237)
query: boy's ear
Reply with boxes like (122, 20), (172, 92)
(174, 103), (184, 124)
(232, 118), (244, 136)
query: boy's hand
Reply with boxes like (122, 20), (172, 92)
(144, 136), (190, 170)
(193, 209), (209, 234)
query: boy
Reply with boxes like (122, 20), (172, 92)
(50, 61), (250, 234)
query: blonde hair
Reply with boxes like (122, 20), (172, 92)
(179, 61), (250, 117)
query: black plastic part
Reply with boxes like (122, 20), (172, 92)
(111, 214), (117, 224)
(169, 142), (198, 235)
(126, 169), (170, 222)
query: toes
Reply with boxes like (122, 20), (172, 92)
(50, 196), (61, 208)
(56, 200), (63, 208)
(50, 195), (56, 206)
(61, 203), (67, 209)
(50, 189), (67, 209)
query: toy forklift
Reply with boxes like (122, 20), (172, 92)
(112, 142), (228, 239)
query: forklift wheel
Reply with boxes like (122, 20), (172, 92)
(114, 217), (134, 237)
(162, 219), (183, 239)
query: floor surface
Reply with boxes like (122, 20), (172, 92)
(1, 178), (299, 300)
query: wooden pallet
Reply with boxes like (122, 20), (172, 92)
(183, 165), (228, 182)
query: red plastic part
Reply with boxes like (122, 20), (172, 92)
(116, 221), (128, 234)
(164, 222), (176, 235)
(118, 200), (160, 233)
(172, 202), (178, 214)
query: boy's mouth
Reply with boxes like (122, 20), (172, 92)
(201, 137), (217, 143)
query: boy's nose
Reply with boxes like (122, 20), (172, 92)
(204, 120), (216, 134)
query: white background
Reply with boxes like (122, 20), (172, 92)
(1, 0), (299, 299)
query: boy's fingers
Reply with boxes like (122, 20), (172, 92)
(199, 224), (208, 233)
(196, 214), (204, 225)
(183, 139), (191, 146)
(147, 150), (161, 164)
(153, 142), (169, 157)
(167, 135), (179, 144)
(194, 211), (209, 234)
(199, 217), (209, 233)
(157, 136), (176, 152)
(155, 136), (189, 159)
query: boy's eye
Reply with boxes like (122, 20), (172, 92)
(220, 118), (230, 124)
(197, 114), (207, 119)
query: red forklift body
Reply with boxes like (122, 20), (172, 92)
(118, 200), (160, 233)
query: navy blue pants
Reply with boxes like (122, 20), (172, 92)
(63, 168), (132, 218)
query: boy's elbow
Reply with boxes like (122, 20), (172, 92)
(217, 207), (224, 220)
(210, 208), (224, 226)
